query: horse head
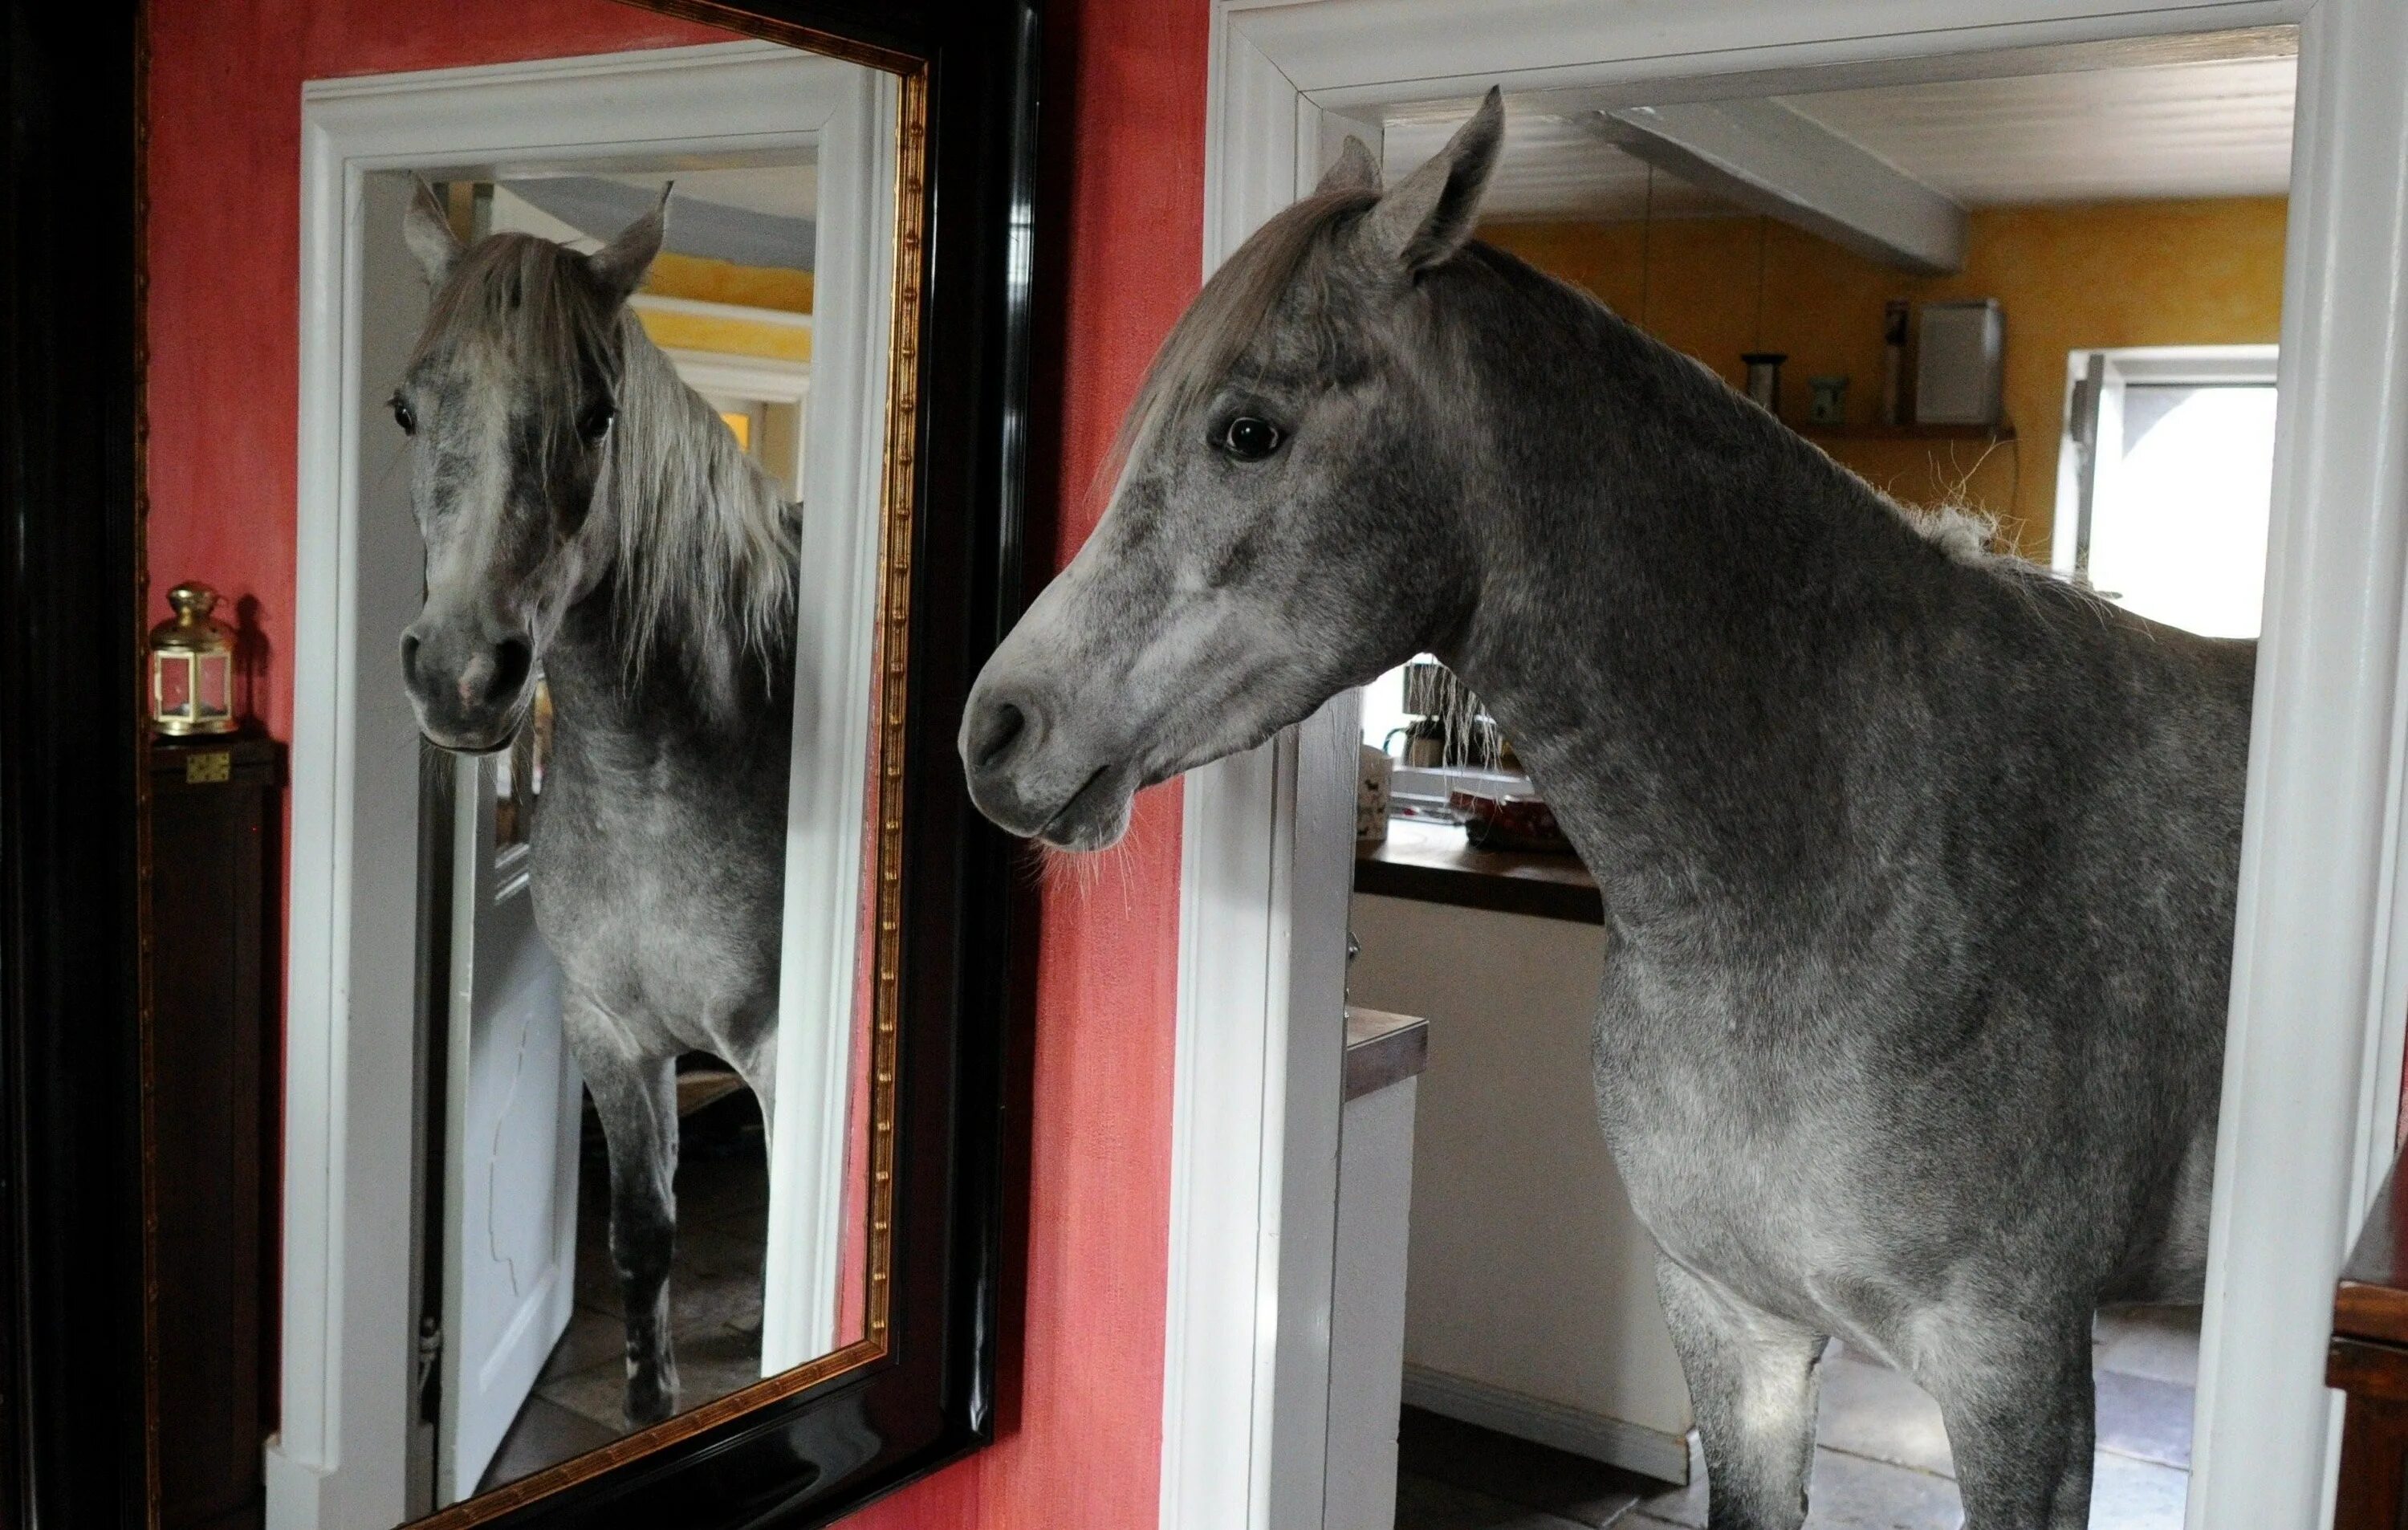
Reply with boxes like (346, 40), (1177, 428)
(392, 182), (666, 751)
(958, 92), (1504, 849)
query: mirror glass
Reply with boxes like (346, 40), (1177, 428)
(336, 13), (912, 1513)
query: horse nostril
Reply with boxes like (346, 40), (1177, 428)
(400, 633), (424, 689)
(970, 699), (1029, 772)
(488, 637), (533, 704)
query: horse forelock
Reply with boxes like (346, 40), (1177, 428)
(1104, 188), (1376, 500)
(410, 234), (619, 397)
(408, 230), (798, 720)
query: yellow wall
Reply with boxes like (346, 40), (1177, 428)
(644, 250), (813, 314)
(633, 251), (815, 364)
(1483, 197), (2288, 556)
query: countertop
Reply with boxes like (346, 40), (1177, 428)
(1353, 819), (1602, 926)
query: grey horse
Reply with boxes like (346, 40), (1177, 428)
(394, 186), (798, 1426)
(959, 92), (2246, 1529)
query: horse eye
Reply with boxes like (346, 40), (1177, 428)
(391, 399), (415, 436)
(579, 402), (616, 442)
(1221, 416), (1284, 462)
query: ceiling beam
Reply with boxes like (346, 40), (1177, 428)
(1601, 98), (1967, 275)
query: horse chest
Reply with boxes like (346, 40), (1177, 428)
(529, 748), (787, 1038)
(1588, 974), (1930, 1339)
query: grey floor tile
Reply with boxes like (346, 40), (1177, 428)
(1395, 1408), (1649, 1528)
(2093, 1307), (2201, 1390)
(536, 1359), (637, 1430)
(1631, 1469), (1705, 1529)
(1804, 1449), (1962, 1528)
(1395, 1472), (1595, 1530)
(1635, 1449), (1958, 1530)
(476, 1394), (620, 1495)
(2094, 1369), (2193, 1471)
(1816, 1354), (1954, 1479)
(2091, 1451), (2191, 1528)
(537, 1305), (624, 1383)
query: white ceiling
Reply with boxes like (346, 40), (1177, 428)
(1384, 54), (2296, 224)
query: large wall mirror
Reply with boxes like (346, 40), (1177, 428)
(0, 2), (1032, 1528)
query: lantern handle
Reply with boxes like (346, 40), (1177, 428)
(166, 582), (221, 621)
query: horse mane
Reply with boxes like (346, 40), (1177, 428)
(1125, 190), (2101, 612)
(414, 233), (799, 719)
(603, 319), (799, 713)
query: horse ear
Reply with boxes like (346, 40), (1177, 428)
(404, 179), (465, 287)
(588, 185), (671, 307)
(1361, 86), (1503, 272)
(1317, 136), (1381, 196)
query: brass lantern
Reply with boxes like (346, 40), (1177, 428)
(148, 582), (238, 736)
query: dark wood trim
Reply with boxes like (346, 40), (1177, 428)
(2339, 1156), (2408, 1346)
(1356, 820), (1604, 926)
(2332, 1152), (2408, 1528)
(2333, 1376), (2408, 1530)
(0, 2), (153, 1524)
(149, 734), (281, 1530)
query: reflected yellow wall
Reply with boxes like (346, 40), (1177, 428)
(1483, 197), (2288, 556)
(645, 250), (813, 313)
(633, 251), (815, 364)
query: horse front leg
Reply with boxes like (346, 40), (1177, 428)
(576, 1025), (681, 1427)
(1655, 1259), (1827, 1530)
(1918, 1308), (2094, 1530)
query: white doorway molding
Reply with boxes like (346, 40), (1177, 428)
(1165, 3), (2408, 1528)
(277, 41), (887, 1528)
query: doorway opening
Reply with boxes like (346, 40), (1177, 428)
(1332, 29), (2292, 1530)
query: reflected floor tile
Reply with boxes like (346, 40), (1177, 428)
(538, 1305), (624, 1384)
(1395, 1408), (1649, 1528)
(476, 1394), (620, 1495)
(538, 1324), (767, 1430)
(572, 1220), (763, 1332)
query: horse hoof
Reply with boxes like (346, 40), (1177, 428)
(626, 1376), (677, 1428)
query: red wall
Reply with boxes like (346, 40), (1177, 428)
(145, 1), (1206, 1525)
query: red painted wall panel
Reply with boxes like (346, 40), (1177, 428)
(144, 0), (730, 734)
(145, 1), (1207, 1524)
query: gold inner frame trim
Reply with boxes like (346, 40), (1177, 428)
(404, 20), (930, 1529)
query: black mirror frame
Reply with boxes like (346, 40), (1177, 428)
(0, 1), (1039, 1524)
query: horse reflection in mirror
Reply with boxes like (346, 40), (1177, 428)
(960, 92), (2248, 1530)
(393, 185), (798, 1427)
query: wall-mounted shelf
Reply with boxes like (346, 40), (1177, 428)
(1801, 421), (2017, 442)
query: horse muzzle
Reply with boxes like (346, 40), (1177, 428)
(401, 622), (534, 754)
(958, 682), (1137, 851)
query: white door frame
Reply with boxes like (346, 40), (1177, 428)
(276, 41), (888, 1529)
(1165, 3), (2408, 1528)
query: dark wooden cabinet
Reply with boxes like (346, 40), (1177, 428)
(148, 734), (281, 1530)
(2333, 1147), (2408, 1528)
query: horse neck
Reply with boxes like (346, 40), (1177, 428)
(581, 316), (800, 730)
(1422, 247), (1987, 930)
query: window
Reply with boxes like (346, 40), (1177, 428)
(2055, 345), (2278, 639)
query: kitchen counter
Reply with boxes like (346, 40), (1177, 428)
(1355, 819), (1601, 926)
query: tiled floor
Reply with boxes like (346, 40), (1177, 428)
(476, 1078), (772, 1494)
(1396, 1305), (2200, 1529)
